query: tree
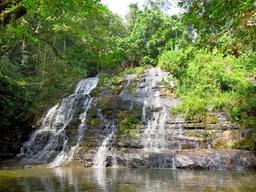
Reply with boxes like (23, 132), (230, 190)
(179, 0), (256, 52)
(122, 2), (189, 65)
(0, 0), (125, 155)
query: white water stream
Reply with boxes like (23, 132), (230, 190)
(93, 127), (116, 168)
(20, 77), (99, 166)
(141, 68), (170, 152)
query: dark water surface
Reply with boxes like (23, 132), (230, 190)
(0, 167), (255, 192)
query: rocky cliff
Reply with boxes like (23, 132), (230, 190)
(71, 67), (256, 169)
(9, 67), (255, 170)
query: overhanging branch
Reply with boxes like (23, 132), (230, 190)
(0, 0), (26, 26)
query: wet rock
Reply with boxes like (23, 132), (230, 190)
(75, 68), (256, 170)
(115, 150), (176, 168)
(176, 149), (256, 169)
(212, 130), (255, 149)
(104, 149), (256, 170)
(117, 139), (143, 149)
(14, 67), (256, 171)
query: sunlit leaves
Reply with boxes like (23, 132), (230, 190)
(123, 4), (189, 65)
(179, 0), (256, 51)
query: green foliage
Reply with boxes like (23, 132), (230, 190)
(0, 0), (126, 153)
(164, 49), (256, 120)
(123, 66), (147, 75)
(158, 47), (194, 78)
(1, 0), (256, 154)
(116, 66), (148, 78)
(121, 3), (190, 65)
(0, 73), (34, 127)
(180, 0), (256, 51)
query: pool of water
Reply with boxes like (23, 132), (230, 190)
(0, 167), (255, 192)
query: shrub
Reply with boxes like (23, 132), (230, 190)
(158, 47), (194, 78)
(165, 49), (256, 121)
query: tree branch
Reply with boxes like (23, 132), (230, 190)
(0, 0), (26, 26)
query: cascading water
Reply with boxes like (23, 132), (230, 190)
(49, 97), (94, 167)
(93, 110), (117, 168)
(143, 93), (169, 151)
(138, 68), (183, 168)
(140, 68), (171, 152)
(93, 126), (116, 168)
(19, 77), (98, 166)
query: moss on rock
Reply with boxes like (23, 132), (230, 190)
(88, 108), (97, 117)
(204, 113), (219, 124)
(127, 80), (137, 95)
(239, 116), (256, 129)
(87, 117), (101, 127)
(90, 87), (101, 97)
(111, 85), (123, 95)
(116, 105), (142, 139)
(81, 140), (95, 149)
(212, 130), (242, 149)
(184, 130), (217, 140)
(97, 96), (113, 110)
(232, 134), (256, 151)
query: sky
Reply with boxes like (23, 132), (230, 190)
(101, 0), (181, 18)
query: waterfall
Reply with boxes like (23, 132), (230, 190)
(142, 96), (167, 151)
(93, 110), (117, 168)
(171, 157), (176, 169)
(19, 77), (98, 166)
(49, 97), (94, 167)
(140, 67), (183, 154)
(93, 126), (115, 168)
(140, 68), (169, 152)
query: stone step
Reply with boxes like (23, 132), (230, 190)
(139, 123), (239, 130)
(174, 136), (204, 142)
(144, 140), (181, 150)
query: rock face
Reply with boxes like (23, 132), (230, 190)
(90, 149), (256, 170)
(15, 67), (256, 169)
(175, 149), (256, 169)
(73, 67), (256, 170)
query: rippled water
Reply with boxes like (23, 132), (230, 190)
(0, 167), (255, 192)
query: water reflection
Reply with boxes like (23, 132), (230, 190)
(93, 168), (107, 191)
(0, 167), (255, 192)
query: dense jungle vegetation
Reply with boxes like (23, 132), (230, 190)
(0, 0), (255, 155)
